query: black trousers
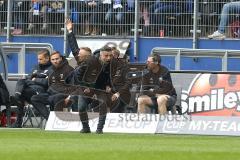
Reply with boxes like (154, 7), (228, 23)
(79, 91), (110, 130)
(14, 87), (38, 124)
(31, 93), (50, 120)
(48, 93), (79, 112)
(110, 99), (126, 113)
(15, 79), (45, 103)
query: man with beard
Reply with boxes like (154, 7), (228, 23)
(137, 54), (177, 114)
(58, 20), (131, 134)
(30, 51), (73, 120)
(47, 19), (93, 111)
(49, 47), (92, 112)
(64, 46), (131, 134)
(64, 46), (113, 134)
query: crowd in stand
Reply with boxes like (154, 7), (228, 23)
(1, 0), (239, 38)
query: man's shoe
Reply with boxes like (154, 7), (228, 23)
(27, 23), (34, 30)
(11, 122), (22, 128)
(12, 29), (22, 35)
(80, 128), (91, 133)
(96, 129), (103, 134)
(208, 31), (226, 39)
(41, 23), (47, 30)
(10, 95), (23, 107)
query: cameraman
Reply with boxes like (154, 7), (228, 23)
(11, 49), (52, 128)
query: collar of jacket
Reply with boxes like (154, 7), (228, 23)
(39, 61), (52, 69)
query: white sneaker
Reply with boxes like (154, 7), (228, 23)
(102, 33), (107, 36)
(28, 23), (34, 30)
(41, 23), (47, 30)
(208, 31), (226, 39)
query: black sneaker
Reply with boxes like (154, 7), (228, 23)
(96, 129), (103, 134)
(176, 105), (182, 115)
(10, 95), (23, 107)
(80, 128), (91, 133)
(11, 122), (22, 128)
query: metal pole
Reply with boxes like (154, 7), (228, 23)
(192, 0), (198, 49)
(176, 50), (181, 70)
(6, 0), (12, 42)
(19, 44), (26, 74)
(222, 51), (228, 71)
(63, 0), (69, 56)
(134, 0), (139, 61)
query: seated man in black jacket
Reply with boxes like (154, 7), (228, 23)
(137, 54), (177, 114)
(31, 51), (74, 120)
(11, 49), (52, 128)
(49, 46), (92, 112)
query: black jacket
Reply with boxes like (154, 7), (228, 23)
(48, 58), (74, 86)
(20, 61), (52, 93)
(67, 32), (80, 61)
(47, 58), (74, 95)
(141, 65), (177, 97)
(67, 32), (131, 103)
(67, 56), (131, 104)
(0, 75), (9, 105)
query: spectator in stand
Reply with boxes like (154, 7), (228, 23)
(27, 0), (49, 31)
(70, 0), (87, 35)
(12, 1), (30, 35)
(0, 0), (7, 33)
(101, 0), (112, 36)
(104, 0), (125, 35)
(148, 0), (180, 36)
(85, 0), (101, 35)
(208, 1), (240, 39)
(125, 0), (135, 35)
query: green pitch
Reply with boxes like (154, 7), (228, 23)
(0, 129), (240, 160)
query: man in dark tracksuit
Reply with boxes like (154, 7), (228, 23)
(48, 19), (94, 111)
(109, 58), (131, 113)
(58, 20), (131, 134)
(137, 54), (177, 114)
(62, 46), (112, 134)
(63, 46), (131, 134)
(11, 49), (51, 128)
(65, 19), (131, 114)
(31, 51), (74, 120)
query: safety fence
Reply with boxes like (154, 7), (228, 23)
(0, 0), (240, 38)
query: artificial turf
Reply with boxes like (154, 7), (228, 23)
(0, 129), (240, 160)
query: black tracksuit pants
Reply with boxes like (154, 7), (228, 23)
(31, 93), (50, 120)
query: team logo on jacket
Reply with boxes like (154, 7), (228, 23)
(181, 74), (240, 116)
(91, 69), (97, 76)
(115, 70), (121, 77)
